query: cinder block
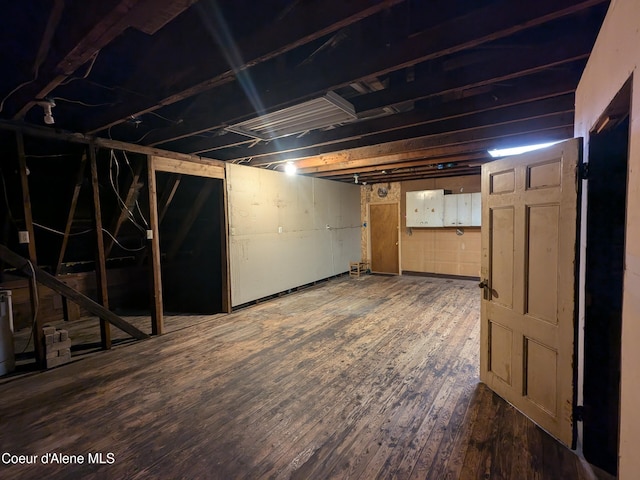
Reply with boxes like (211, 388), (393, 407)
(55, 339), (71, 350)
(46, 349), (59, 359)
(58, 348), (70, 357)
(42, 326), (56, 336)
(45, 334), (55, 346)
(59, 330), (68, 342)
(54, 331), (62, 342)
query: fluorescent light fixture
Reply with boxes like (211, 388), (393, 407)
(488, 141), (561, 158)
(226, 91), (356, 141)
(284, 162), (297, 175)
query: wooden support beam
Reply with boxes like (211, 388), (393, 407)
(13, 0), (198, 119)
(289, 119), (573, 174)
(104, 158), (145, 258)
(167, 181), (214, 261)
(157, 174), (181, 225)
(188, 62), (582, 158)
(16, 133), (45, 366)
(0, 119), (224, 165)
(144, 0), (603, 147)
(146, 156), (164, 335)
(0, 243), (148, 340)
(55, 153), (87, 275)
(88, 143), (111, 350)
(84, 0), (405, 134)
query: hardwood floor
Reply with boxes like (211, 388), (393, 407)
(0, 275), (597, 479)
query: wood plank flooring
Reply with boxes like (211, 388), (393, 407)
(0, 275), (598, 479)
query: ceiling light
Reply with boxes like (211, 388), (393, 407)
(488, 141), (561, 158)
(284, 162), (297, 175)
(36, 99), (55, 125)
(225, 91), (356, 141)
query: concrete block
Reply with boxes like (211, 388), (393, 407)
(54, 331), (62, 342)
(42, 326), (56, 336)
(45, 334), (54, 346)
(59, 330), (68, 342)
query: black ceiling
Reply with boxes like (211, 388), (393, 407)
(0, 0), (609, 183)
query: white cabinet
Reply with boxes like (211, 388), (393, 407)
(444, 193), (473, 226)
(471, 192), (481, 226)
(406, 189), (445, 227)
(408, 190), (481, 227)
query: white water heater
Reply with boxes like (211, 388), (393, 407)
(0, 290), (15, 376)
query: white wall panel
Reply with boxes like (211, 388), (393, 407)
(227, 164), (361, 306)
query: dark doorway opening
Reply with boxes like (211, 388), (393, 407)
(156, 172), (226, 314)
(583, 79), (631, 476)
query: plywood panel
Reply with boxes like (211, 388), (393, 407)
(490, 207), (515, 308)
(525, 339), (558, 415)
(227, 164), (360, 306)
(527, 205), (559, 323)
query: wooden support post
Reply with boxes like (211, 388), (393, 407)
(55, 153), (87, 275)
(15, 132), (37, 263)
(88, 143), (111, 349)
(147, 156), (163, 335)
(16, 131), (44, 367)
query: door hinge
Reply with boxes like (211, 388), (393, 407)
(574, 405), (585, 422)
(578, 162), (589, 180)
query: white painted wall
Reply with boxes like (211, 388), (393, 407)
(226, 163), (361, 306)
(574, 1), (640, 477)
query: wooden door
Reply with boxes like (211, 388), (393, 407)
(369, 203), (399, 274)
(480, 138), (580, 446)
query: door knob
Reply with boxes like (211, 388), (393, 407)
(478, 279), (490, 300)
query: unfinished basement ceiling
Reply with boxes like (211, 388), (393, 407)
(0, 0), (609, 183)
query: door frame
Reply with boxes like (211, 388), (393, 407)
(367, 201), (401, 274)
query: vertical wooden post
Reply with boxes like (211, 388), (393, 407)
(147, 156), (163, 335)
(16, 132), (44, 367)
(88, 143), (111, 349)
(16, 132), (37, 263)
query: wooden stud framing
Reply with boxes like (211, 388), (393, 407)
(55, 153), (87, 275)
(0, 243), (148, 340)
(88, 143), (111, 349)
(147, 155), (164, 335)
(15, 132), (44, 367)
(104, 157), (144, 258)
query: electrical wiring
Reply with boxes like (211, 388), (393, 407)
(57, 51), (100, 86)
(19, 260), (39, 354)
(101, 228), (146, 252)
(32, 222), (91, 236)
(122, 151), (149, 228)
(51, 96), (114, 108)
(109, 150), (146, 232)
(0, 168), (17, 225)
(0, 68), (39, 113)
(33, 220), (145, 252)
(147, 110), (182, 124)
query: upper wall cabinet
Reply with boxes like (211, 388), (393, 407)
(406, 189), (445, 227)
(407, 190), (481, 227)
